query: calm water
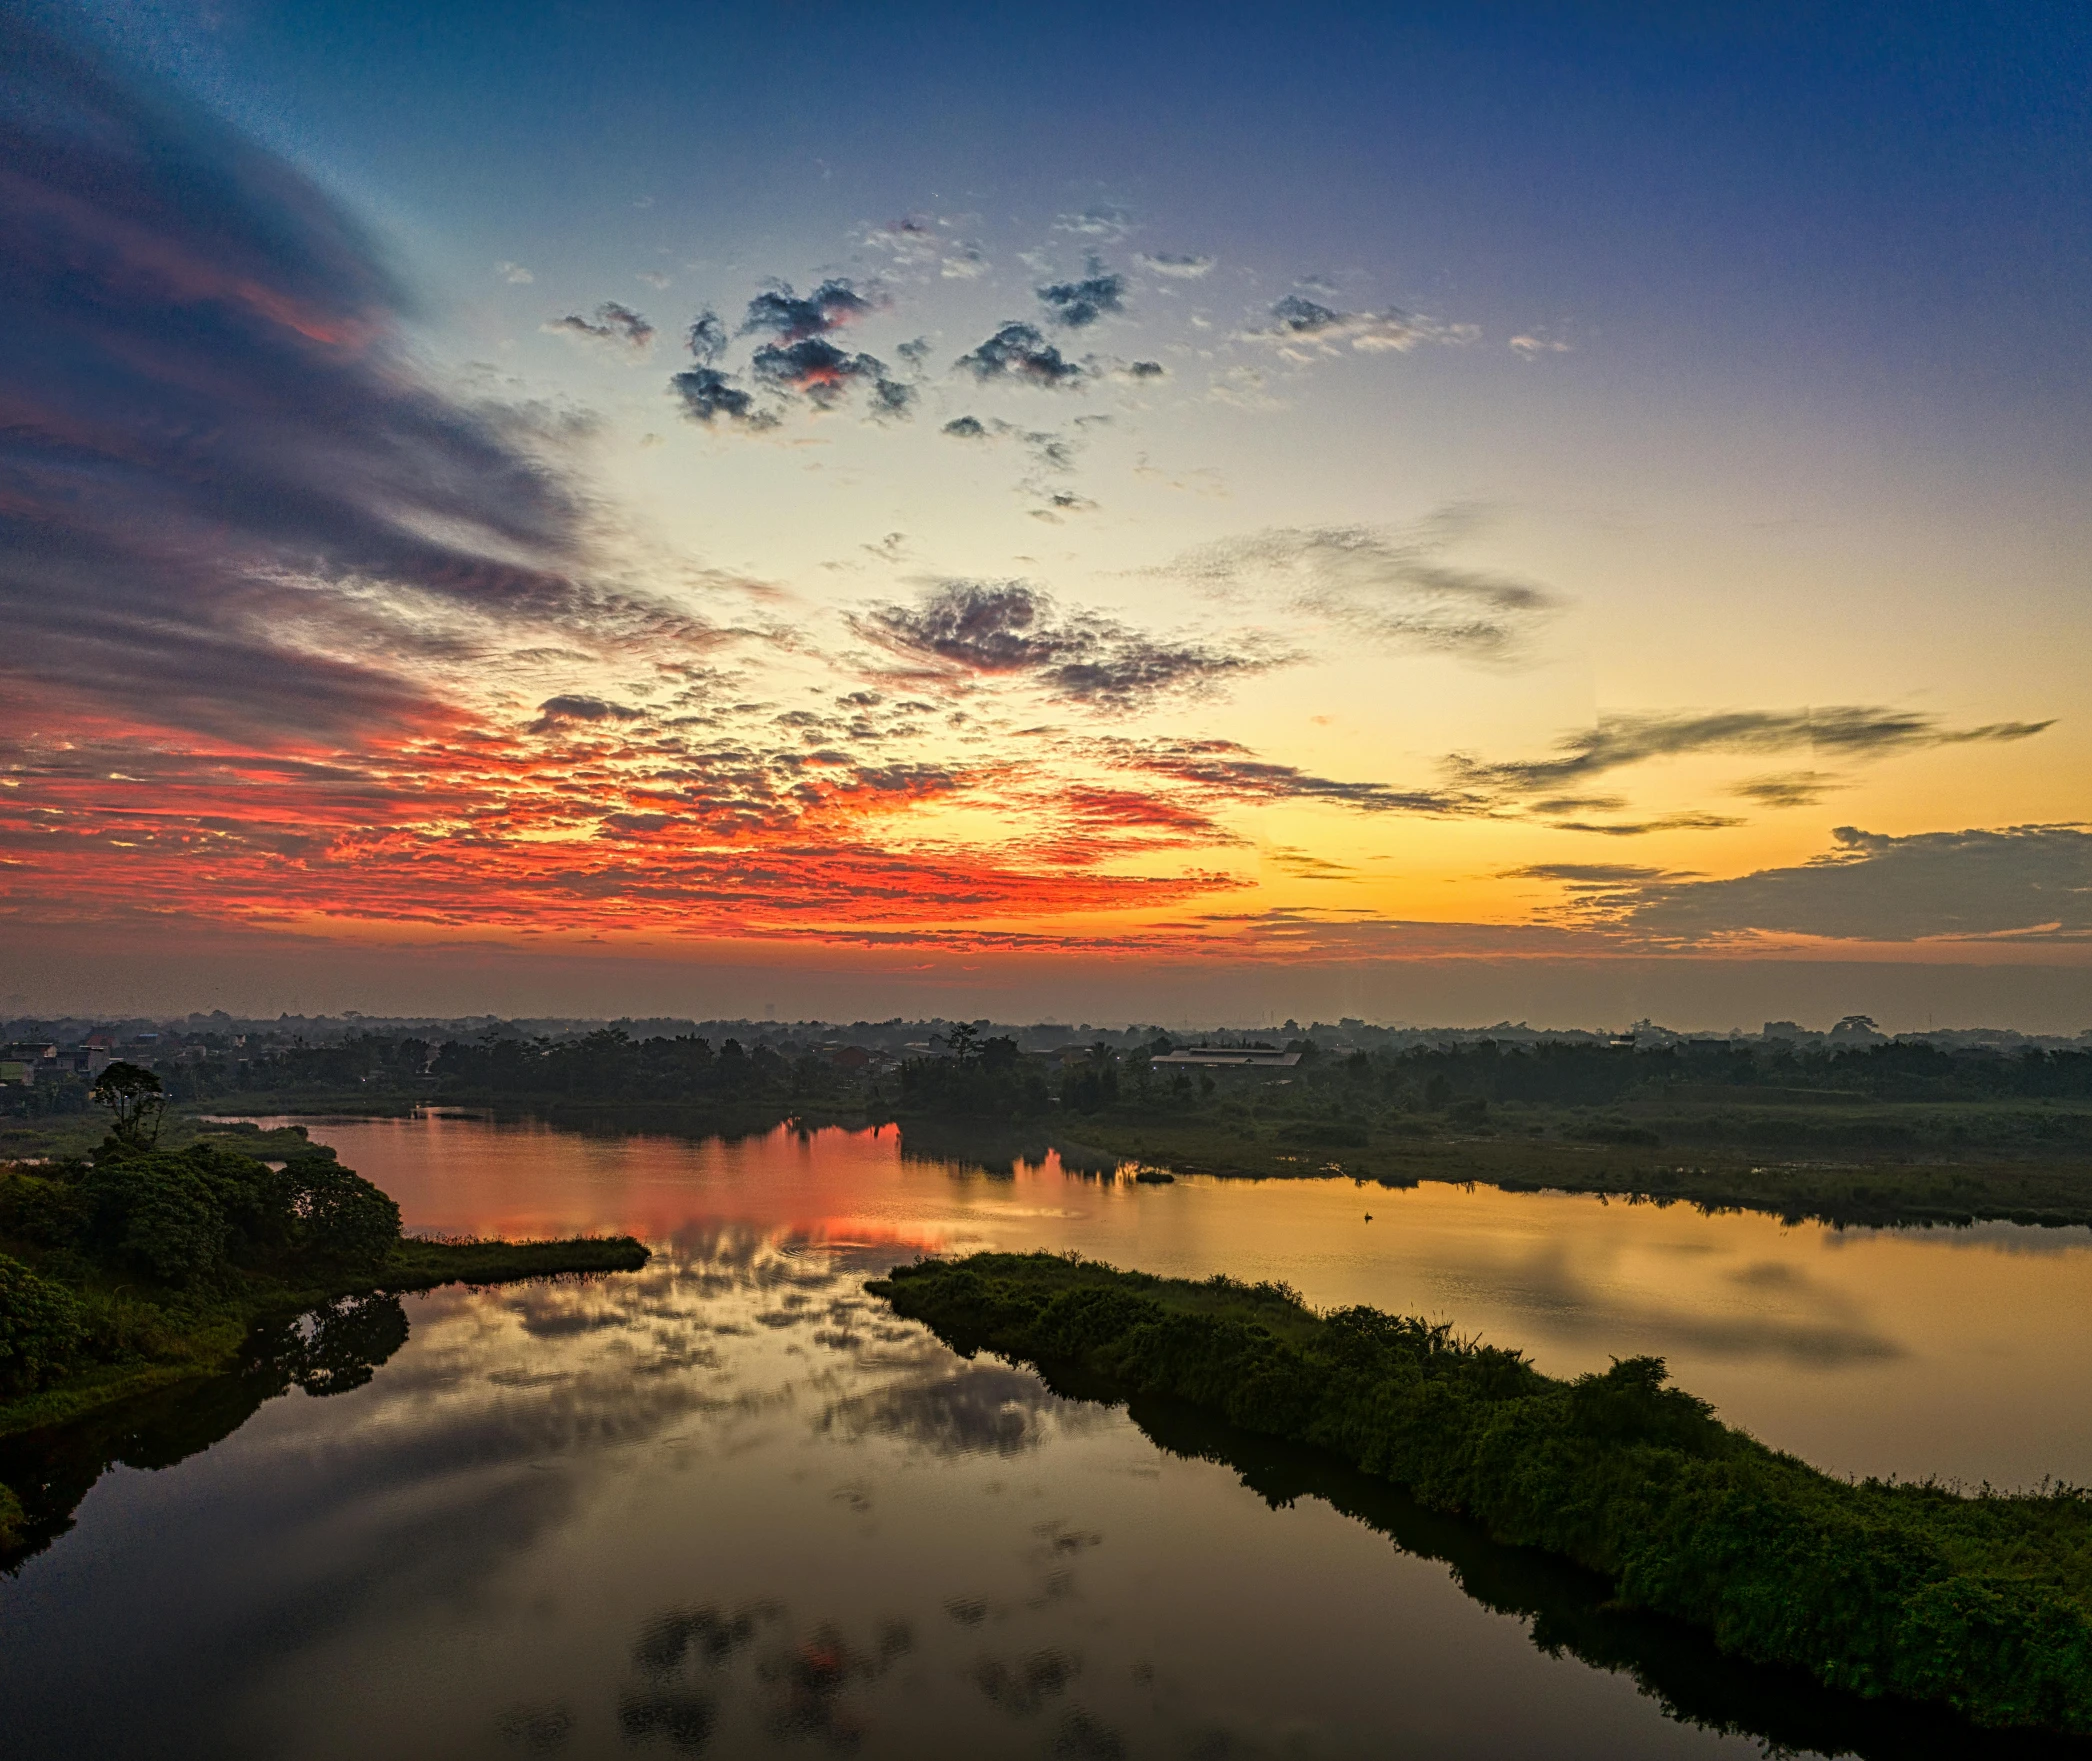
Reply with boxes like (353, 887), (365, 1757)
(5, 1115), (2091, 1760)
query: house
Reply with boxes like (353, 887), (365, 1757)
(0, 1043), (58, 1085)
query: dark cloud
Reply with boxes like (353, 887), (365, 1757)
(895, 337), (931, 370)
(544, 301), (655, 351)
(1501, 863), (1677, 885)
(529, 696), (645, 734)
(854, 582), (1281, 711)
(1448, 708), (2053, 794)
(750, 338), (903, 414)
(670, 366), (759, 424)
(740, 278), (875, 343)
(954, 323), (1085, 387)
(1270, 294), (1343, 334)
(942, 416), (988, 439)
(0, 15), (655, 741)
(1730, 770), (1845, 809)
(1529, 795), (1627, 814)
(1617, 824), (2092, 943)
(868, 376), (915, 419)
(1036, 260), (1125, 329)
(1158, 521), (1558, 662)
(686, 309), (728, 364)
(1123, 360), (1166, 379)
(1113, 739), (1475, 815)
(1544, 811), (1746, 837)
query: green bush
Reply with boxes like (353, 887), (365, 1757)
(0, 1252), (86, 1396)
(873, 1252), (2092, 1736)
(80, 1154), (232, 1285)
(286, 1158), (400, 1269)
(0, 1169), (88, 1247)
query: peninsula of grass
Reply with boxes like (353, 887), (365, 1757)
(870, 1251), (2092, 1737)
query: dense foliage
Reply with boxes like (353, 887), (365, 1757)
(0, 1140), (403, 1405)
(873, 1253), (2092, 1736)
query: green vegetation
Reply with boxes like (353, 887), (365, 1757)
(0, 1093), (649, 1531)
(14, 1021), (2089, 1232)
(871, 1252), (2092, 1736)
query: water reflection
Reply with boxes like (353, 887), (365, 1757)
(0, 1291), (410, 1567)
(7, 1226), (2089, 1759)
(276, 1113), (2092, 1487)
(1117, 1395), (2086, 1761)
(12, 1121), (2092, 1758)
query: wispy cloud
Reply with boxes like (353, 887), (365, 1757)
(1240, 294), (1479, 359)
(1730, 770), (1845, 809)
(1055, 206), (1132, 241)
(544, 301), (655, 351)
(1447, 708), (2053, 794)
(1154, 519), (1559, 663)
(1543, 811), (1746, 837)
(1135, 252), (1214, 279)
(1107, 739), (1476, 815)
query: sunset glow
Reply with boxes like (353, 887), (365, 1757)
(3, 5), (2087, 1024)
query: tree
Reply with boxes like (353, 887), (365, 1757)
(90, 1061), (165, 1147)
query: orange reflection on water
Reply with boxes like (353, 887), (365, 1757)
(276, 1114), (2092, 1491)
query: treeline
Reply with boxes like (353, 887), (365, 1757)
(1216, 1038), (2092, 1109)
(157, 1029), (862, 1110)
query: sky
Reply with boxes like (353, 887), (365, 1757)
(2, 0), (2089, 1028)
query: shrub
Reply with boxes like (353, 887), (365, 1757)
(79, 1154), (231, 1285)
(286, 1158), (400, 1269)
(0, 1169), (88, 1248)
(0, 1252), (86, 1396)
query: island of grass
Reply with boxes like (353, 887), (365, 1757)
(0, 1102), (647, 1551)
(870, 1251), (2092, 1738)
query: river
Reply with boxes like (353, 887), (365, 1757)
(4, 1114), (2089, 1760)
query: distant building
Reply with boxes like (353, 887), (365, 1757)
(1151, 1047), (1301, 1069)
(0, 1044), (58, 1085)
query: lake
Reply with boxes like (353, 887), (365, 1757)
(4, 1114), (2090, 1760)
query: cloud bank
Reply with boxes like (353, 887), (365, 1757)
(0, 13), (655, 742)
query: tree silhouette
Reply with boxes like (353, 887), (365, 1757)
(90, 1061), (165, 1147)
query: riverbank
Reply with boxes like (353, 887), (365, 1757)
(0, 1231), (650, 1452)
(1046, 1116), (2092, 1228)
(870, 1251), (2092, 1736)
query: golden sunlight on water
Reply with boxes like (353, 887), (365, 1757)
(287, 1115), (2092, 1490)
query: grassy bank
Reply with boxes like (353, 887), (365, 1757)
(870, 1252), (2092, 1736)
(1047, 1115), (2092, 1228)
